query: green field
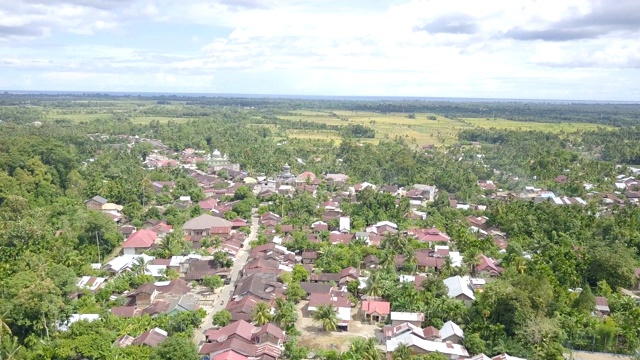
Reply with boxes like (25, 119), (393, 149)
(463, 118), (615, 133)
(278, 110), (615, 146)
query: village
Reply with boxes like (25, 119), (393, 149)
(66, 135), (640, 360)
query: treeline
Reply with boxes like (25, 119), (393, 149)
(2, 93), (640, 126)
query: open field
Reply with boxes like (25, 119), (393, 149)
(130, 116), (194, 124)
(278, 110), (616, 146)
(281, 111), (467, 146)
(463, 118), (615, 133)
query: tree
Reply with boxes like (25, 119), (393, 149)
(151, 335), (199, 360)
(131, 256), (150, 276)
(291, 264), (309, 283)
(212, 310), (232, 327)
(285, 282), (307, 304)
(365, 271), (385, 298)
(346, 337), (381, 360)
(312, 304), (338, 332)
(392, 343), (411, 360)
(273, 299), (298, 331)
(252, 302), (272, 326)
(202, 275), (223, 290)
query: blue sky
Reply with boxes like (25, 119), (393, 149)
(1, 0), (639, 100)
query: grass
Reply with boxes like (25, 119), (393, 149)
(277, 111), (615, 147)
(462, 118), (615, 133)
(130, 117), (193, 124)
(279, 111), (471, 146)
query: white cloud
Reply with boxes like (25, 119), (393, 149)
(0, 0), (638, 99)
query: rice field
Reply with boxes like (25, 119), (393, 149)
(278, 110), (615, 146)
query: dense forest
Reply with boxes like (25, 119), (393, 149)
(1, 94), (640, 359)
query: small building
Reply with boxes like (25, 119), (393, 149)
(440, 321), (464, 344)
(361, 300), (391, 323)
(391, 312), (425, 327)
(443, 276), (475, 306)
(122, 230), (157, 255)
(84, 195), (108, 210)
(595, 296), (610, 316)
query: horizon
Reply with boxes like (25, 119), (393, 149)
(2, 90), (639, 105)
(1, 1), (640, 101)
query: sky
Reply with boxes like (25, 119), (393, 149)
(1, 0), (639, 100)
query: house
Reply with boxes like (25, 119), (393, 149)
(84, 195), (108, 210)
(325, 173), (348, 185)
(307, 292), (352, 330)
(184, 259), (230, 282)
(440, 321), (464, 344)
(385, 326), (469, 359)
(301, 251), (318, 264)
(300, 282), (333, 298)
(361, 300), (391, 323)
(476, 255), (504, 277)
(76, 276), (107, 292)
(362, 254), (379, 269)
(443, 276), (475, 306)
(409, 228), (450, 243)
(103, 254), (155, 275)
(339, 267), (360, 285)
(205, 319), (257, 343)
(478, 180), (497, 191)
(311, 221), (329, 233)
(296, 171), (316, 185)
(391, 312), (425, 327)
(58, 314), (100, 331)
(131, 327), (168, 347)
(595, 296), (610, 316)
(122, 229), (158, 255)
(226, 295), (262, 322)
(233, 274), (284, 302)
(212, 350), (249, 360)
(183, 214), (233, 236)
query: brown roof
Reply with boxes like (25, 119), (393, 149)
(300, 282), (333, 295)
(131, 328), (168, 347)
(205, 319), (255, 343)
(253, 323), (285, 341)
(302, 251), (318, 260)
(226, 295), (261, 322)
(111, 306), (136, 317)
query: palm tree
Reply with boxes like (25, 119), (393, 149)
(349, 337), (381, 360)
(392, 343), (412, 360)
(252, 302), (272, 326)
(0, 312), (11, 337)
(130, 256), (149, 276)
(365, 271), (385, 298)
(273, 298), (297, 330)
(312, 304), (338, 332)
(379, 250), (396, 271)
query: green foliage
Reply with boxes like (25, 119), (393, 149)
(202, 275), (223, 290)
(212, 310), (232, 327)
(312, 304), (338, 332)
(150, 334), (199, 360)
(252, 302), (272, 326)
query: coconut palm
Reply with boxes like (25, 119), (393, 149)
(348, 337), (381, 360)
(273, 298), (297, 330)
(312, 304), (338, 332)
(252, 302), (272, 326)
(392, 343), (412, 360)
(130, 256), (149, 276)
(365, 271), (385, 298)
(379, 250), (396, 271)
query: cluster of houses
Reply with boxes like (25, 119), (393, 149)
(73, 138), (640, 359)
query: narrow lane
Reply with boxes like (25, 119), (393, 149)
(194, 208), (259, 345)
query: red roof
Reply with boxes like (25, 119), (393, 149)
(362, 300), (391, 316)
(410, 228), (450, 242)
(231, 218), (248, 227)
(205, 319), (255, 342)
(122, 229), (157, 248)
(213, 350), (248, 360)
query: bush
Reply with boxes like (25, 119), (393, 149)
(212, 310), (232, 327)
